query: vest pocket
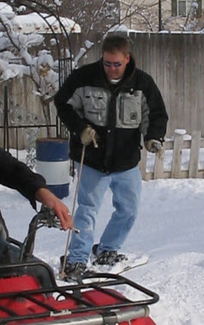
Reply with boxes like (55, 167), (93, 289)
(119, 92), (142, 127)
(84, 89), (108, 125)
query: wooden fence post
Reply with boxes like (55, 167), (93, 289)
(139, 147), (148, 180)
(154, 150), (164, 179)
(189, 130), (201, 178)
(171, 130), (185, 178)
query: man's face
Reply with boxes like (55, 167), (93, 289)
(103, 51), (130, 81)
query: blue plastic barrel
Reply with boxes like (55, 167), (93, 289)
(36, 138), (70, 199)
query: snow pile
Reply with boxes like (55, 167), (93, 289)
(11, 12), (81, 34)
(0, 2), (81, 34)
(1, 150), (204, 324)
(0, 2), (14, 18)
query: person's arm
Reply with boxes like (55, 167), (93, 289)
(143, 75), (168, 142)
(0, 149), (73, 230)
(54, 68), (88, 135)
(0, 149), (46, 205)
(35, 188), (73, 230)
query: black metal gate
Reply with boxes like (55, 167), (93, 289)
(0, 0), (73, 158)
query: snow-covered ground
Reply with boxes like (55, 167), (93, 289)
(1, 151), (204, 325)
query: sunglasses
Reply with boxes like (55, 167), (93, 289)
(103, 61), (122, 68)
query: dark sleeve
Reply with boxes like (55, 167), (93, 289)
(0, 149), (47, 209)
(54, 69), (88, 135)
(143, 74), (168, 142)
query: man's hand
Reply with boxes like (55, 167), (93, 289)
(35, 188), (73, 230)
(81, 125), (98, 148)
(145, 139), (163, 157)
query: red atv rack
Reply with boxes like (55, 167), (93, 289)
(0, 208), (159, 325)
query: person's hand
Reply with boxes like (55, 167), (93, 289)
(81, 125), (98, 148)
(35, 188), (73, 230)
(145, 139), (163, 157)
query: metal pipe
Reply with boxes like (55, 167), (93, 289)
(3, 85), (9, 151)
(48, 305), (149, 324)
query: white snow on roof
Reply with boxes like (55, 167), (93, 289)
(0, 2), (15, 18)
(11, 13), (81, 34)
(0, 2), (81, 34)
(0, 2), (13, 12)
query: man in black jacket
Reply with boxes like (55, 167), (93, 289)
(54, 34), (168, 278)
(0, 148), (73, 231)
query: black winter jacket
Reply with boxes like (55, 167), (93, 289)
(0, 149), (47, 209)
(54, 56), (168, 173)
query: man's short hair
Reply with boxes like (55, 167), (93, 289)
(102, 34), (130, 56)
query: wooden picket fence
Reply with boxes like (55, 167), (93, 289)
(139, 130), (204, 180)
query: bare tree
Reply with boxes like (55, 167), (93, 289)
(60, 0), (120, 36)
(60, 0), (203, 33)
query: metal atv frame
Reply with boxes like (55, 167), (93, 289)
(0, 208), (159, 324)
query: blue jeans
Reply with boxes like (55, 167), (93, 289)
(67, 165), (142, 264)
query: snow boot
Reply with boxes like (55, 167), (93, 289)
(60, 256), (87, 280)
(92, 244), (127, 266)
(0, 211), (9, 241)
